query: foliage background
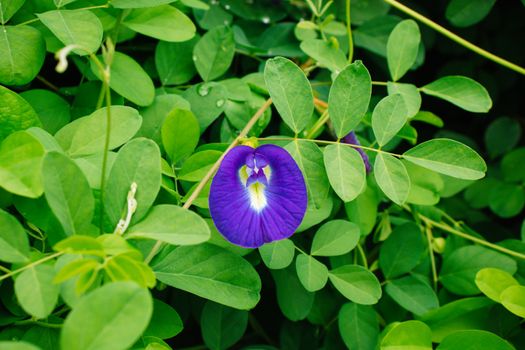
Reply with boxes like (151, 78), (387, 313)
(0, 0), (524, 350)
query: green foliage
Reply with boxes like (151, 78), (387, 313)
(0, 0), (523, 348)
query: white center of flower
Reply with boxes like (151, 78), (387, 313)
(247, 182), (267, 212)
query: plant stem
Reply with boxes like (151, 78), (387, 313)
(144, 99), (274, 264)
(36, 75), (60, 93)
(356, 243), (368, 269)
(0, 252), (63, 282)
(425, 226), (438, 290)
(306, 110), (329, 139)
(345, 0), (353, 63)
(260, 137), (401, 158)
(383, 0), (525, 75)
(421, 216), (525, 260)
(98, 78), (112, 234)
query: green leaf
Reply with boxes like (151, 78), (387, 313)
(344, 182), (379, 236)
(386, 275), (439, 316)
(178, 150), (222, 182)
(144, 299), (183, 340)
(295, 254), (328, 292)
(328, 61), (372, 138)
(484, 117), (521, 159)
(338, 303), (379, 350)
(0, 131), (44, 198)
(264, 57), (314, 134)
(155, 36), (199, 85)
(90, 52), (154, 106)
(61, 282), (153, 350)
(54, 258), (100, 284)
(14, 264), (59, 319)
(193, 25), (235, 81)
(161, 109), (200, 164)
(501, 148), (525, 183)
(200, 302), (248, 350)
(299, 39), (347, 73)
(105, 254), (156, 288)
(403, 138), (487, 180)
(445, 0), (497, 27)
(386, 19), (421, 81)
(0, 86), (41, 142)
(122, 5), (195, 42)
(55, 106), (142, 157)
(489, 182), (525, 218)
(37, 9), (103, 54)
(500, 285), (525, 318)
(310, 220), (360, 256)
(126, 204), (210, 245)
(0, 209), (30, 263)
(0, 25), (45, 86)
(259, 239), (295, 269)
(0, 341), (41, 350)
(0, 0), (25, 23)
(138, 94), (191, 145)
(104, 138), (161, 229)
(374, 153), (411, 205)
(475, 268), (519, 302)
(42, 152), (94, 236)
(420, 297), (494, 342)
(329, 265), (382, 305)
(379, 223), (425, 279)
(437, 330), (515, 350)
(20, 90), (71, 135)
(285, 140), (329, 208)
(271, 264), (314, 321)
(381, 320), (432, 350)
(53, 235), (104, 255)
(372, 94), (408, 146)
(420, 76), (492, 113)
(182, 82), (227, 131)
(404, 161), (444, 206)
(153, 244), (261, 310)
(323, 144), (366, 202)
(387, 82), (421, 119)
(440, 245), (517, 295)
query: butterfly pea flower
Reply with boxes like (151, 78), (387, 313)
(342, 131), (371, 173)
(209, 144), (307, 248)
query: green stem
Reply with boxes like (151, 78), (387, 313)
(98, 80), (112, 234)
(306, 110), (329, 139)
(0, 252), (63, 282)
(383, 0), (525, 75)
(421, 216), (525, 260)
(15, 319), (63, 329)
(259, 137), (401, 158)
(356, 243), (368, 269)
(345, 0), (353, 63)
(144, 99), (274, 264)
(425, 226), (438, 290)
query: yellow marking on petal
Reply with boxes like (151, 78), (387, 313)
(239, 165), (249, 186)
(248, 182), (267, 212)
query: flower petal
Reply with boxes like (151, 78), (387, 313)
(209, 144), (307, 248)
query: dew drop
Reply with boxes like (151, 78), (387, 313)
(224, 4), (231, 9)
(245, 0), (254, 4)
(198, 84), (210, 96)
(192, 55), (197, 61)
(216, 99), (225, 107)
(261, 16), (270, 24)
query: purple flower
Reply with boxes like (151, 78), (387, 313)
(342, 131), (371, 173)
(209, 144), (307, 248)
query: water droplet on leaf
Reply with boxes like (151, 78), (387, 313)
(198, 84), (210, 96)
(261, 16), (270, 24)
(216, 99), (225, 107)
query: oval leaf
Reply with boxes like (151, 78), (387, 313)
(403, 138), (487, 180)
(374, 153), (410, 205)
(311, 220), (360, 257)
(371, 94), (408, 146)
(328, 61), (372, 138)
(323, 144), (366, 202)
(193, 25), (235, 81)
(329, 265), (382, 305)
(420, 76), (492, 113)
(387, 19), (421, 81)
(14, 264), (59, 319)
(264, 57), (314, 134)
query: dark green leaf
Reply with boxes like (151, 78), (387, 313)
(0, 86), (41, 142)
(155, 37), (199, 85)
(0, 209), (30, 263)
(20, 90), (71, 135)
(445, 0), (497, 27)
(338, 303), (379, 350)
(271, 264), (314, 320)
(386, 275), (439, 316)
(200, 302), (248, 350)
